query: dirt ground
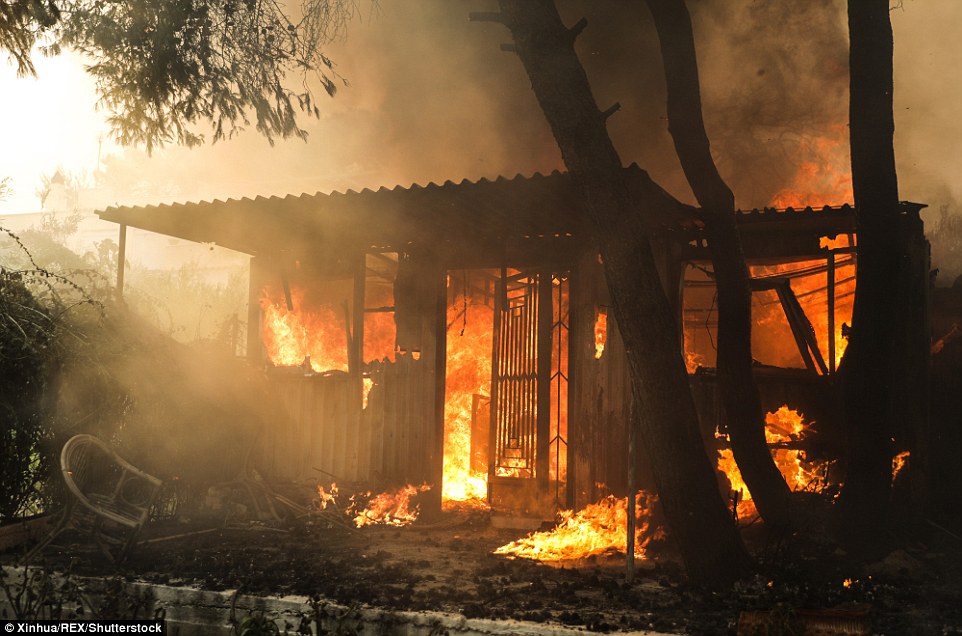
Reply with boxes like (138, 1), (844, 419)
(6, 499), (962, 636)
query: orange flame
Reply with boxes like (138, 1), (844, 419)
(443, 292), (492, 505)
(260, 288), (348, 373)
(892, 451), (910, 483)
(717, 406), (833, 520)
(316, 483), (338, 510)
(493, 493), (665, 561)
(770, 126), (853, 209)
(350, 484), (431, 528)
(594, 309), (607, 360)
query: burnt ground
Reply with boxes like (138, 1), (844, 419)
(5, 500), (962, 636)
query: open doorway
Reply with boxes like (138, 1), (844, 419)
(442, 269), (569, 517)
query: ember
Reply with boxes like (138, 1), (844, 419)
(717, 406), (833, 520)
(494, 493), (664, 561)
(350, 484), (431, 528)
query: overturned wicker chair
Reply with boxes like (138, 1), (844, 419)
(24, 434), (163, 563)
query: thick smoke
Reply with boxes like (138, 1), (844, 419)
(93, 1), (959, 273)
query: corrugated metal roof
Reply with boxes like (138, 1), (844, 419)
(97, 165), (858, 259)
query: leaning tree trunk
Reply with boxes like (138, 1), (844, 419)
(838, 0), (902, 543)
(644, 0), (796, 531)
(488, 0), (753, 587)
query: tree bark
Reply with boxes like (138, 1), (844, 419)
(644, 0), (796, 531)
(838, 0), (901, 542)
(493, 0), (753, 587)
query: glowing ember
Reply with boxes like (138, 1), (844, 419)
(892, 451), (910, 483)
(717, 406), (833, 520)
(493, 493), (665, 561)
(350, 484), (431, 528)
(769, 126), (853, 209)
(443, 290), (492, 505)
(594, 308), (607, 359)
(260, 289), (349, 373)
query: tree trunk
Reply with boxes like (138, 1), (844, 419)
(838, 0), (901, 543)
(644, 0), (796, 531)
(492, 0), (753, 587)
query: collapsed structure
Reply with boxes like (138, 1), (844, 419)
(97, 166), (929, 518)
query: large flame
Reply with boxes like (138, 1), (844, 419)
(260, 288), (349, 372)
(349, 484), (431, 528)
(751, 260), (854, 370)
(717, 406), (833, 520)
(443, 291), (492, 505)
(493, 493), (664, 561)
(769, 126), (853, 209)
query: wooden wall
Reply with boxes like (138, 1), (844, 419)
(260, 353), (437, 487)
(254, 253), (445, 495)
(568, 250), (633, 510)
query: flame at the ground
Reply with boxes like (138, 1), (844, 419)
(443, 290), (492, 505)
(717, 406), (833, 520)
(350, 484), (431, 528)
(494, 493), (665, 561)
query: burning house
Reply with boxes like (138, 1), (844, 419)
(96, 165), (929, 522)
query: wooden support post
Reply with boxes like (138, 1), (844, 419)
(352, 254), (366, 390)
(827, 251), (836, 374)
(626, 392), (636, 584)
(247, 257), (262, 362)
(116, 223), (127, 298)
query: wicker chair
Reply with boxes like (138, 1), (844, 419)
(24, 434), (163, 562)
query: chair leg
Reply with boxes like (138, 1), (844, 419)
(21, 506), (72, 565)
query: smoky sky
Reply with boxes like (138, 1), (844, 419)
(95, 0), (954, 217)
